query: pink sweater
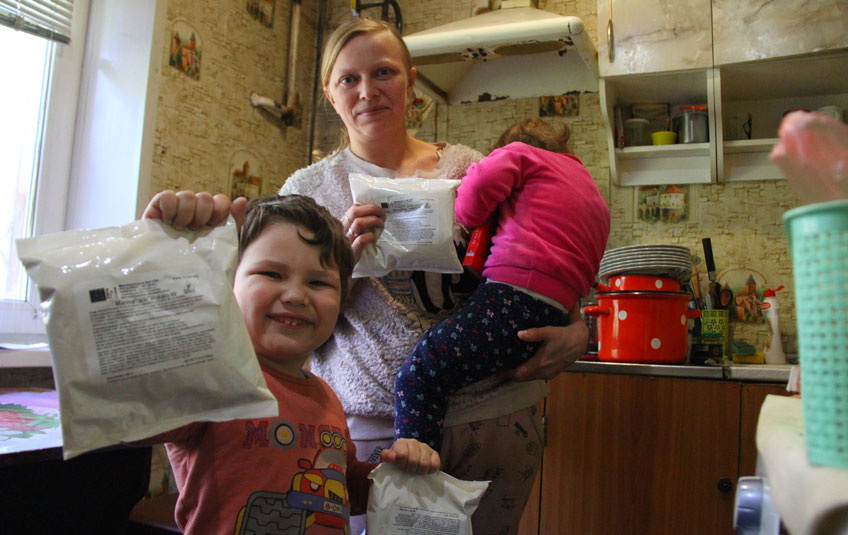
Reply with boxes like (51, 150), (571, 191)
(455, 142), (610, 309)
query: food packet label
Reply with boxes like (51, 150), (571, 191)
(366, 463), (488, 535)
(73, 268), (218, 383)
(381, 196), (439, 246)
(16, 217), (278, 459)
(384, 505), (466, 534)
(349, 173), (463, 278)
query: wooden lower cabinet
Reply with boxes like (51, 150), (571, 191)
(517, 373), (789, 535)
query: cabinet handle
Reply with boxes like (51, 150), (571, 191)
(717, 477), (733, 493)
(607, 0), (614, 62)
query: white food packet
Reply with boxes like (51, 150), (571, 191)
(16, 217), (278, 459)
(366, 463), (489, 535)
(348, 173), (463, 278)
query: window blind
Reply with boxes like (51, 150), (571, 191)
(0, 0), (74, 44)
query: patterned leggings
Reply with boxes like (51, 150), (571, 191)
(394, 282), (568, 449)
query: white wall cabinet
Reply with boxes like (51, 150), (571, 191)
(598, 0), (712, 77)
(715, 51), (848, 182)
(598, 0), (848, 186)
(712, 0), (848, 66)
(600, 69), (716, 186)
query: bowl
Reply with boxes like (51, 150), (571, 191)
(651, 131), (677, 145)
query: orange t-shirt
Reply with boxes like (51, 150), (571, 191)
(154, 366), (373, 534)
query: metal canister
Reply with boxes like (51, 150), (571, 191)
(678, 105), (708, 143)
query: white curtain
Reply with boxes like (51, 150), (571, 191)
(0, 0), (74, 43)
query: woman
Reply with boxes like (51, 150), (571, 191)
(144, 18), (589, 535)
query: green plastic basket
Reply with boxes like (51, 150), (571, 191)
(783, 199), (848, 469)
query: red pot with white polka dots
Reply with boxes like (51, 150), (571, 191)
(583, 292), (701, 363)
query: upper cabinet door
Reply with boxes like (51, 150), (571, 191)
(598, 0), (713, 76)
(713, 0), (848, 65)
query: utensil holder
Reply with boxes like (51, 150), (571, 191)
(783, 199), (848, 469)
(700, 309), (729, 359)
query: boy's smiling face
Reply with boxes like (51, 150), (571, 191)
(233, 221), (342, 377)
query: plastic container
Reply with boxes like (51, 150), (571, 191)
(783, 199), (848, 468)
(651, 131), (677, 145)
(623, 118), (650, 146)
(761, 286), (786, 364)
(700, 309), (729, 359)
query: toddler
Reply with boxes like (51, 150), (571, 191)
(394, 118), (611, 449)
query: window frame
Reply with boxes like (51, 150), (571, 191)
(0, 0), (90, 343)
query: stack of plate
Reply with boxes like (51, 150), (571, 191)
(599, 245), (692, 284)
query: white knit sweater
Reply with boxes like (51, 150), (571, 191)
(279, 145), (546, 421)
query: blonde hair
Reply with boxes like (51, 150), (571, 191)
(321, 18), (413, 151)
(321, 18), (412, 88)
(492, 118), (572, 155)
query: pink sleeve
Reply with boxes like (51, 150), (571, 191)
(454, 145), (525, 228)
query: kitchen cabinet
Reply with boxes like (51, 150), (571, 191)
(712, 0), (848, 66)
(602, 51), (848, 185)
(598, 0), (713, 77)
(599, 0), (848, 76)
(715, 51), (848, 182)
(517, 372), (791, 535)
(598, 0), (848, 185)
(600, 69), (716, 186)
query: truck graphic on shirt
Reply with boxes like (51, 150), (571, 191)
(234, 454), (350, 534)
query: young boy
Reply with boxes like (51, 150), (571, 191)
(144, 194), (439, 534)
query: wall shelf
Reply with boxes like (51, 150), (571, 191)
(601, 50), (848, 186)
(617, 143), (709, 160)
(723, 139), (777, 154)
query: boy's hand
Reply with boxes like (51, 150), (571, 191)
(380, 438), (440, 475)
(143, 190), (248, 230)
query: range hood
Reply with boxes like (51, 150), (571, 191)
(403, 4), (599, 105)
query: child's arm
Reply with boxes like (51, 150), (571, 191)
(347, 438), (441, 515)
(455, 145), (523, 228)
(379, 438), (441, 475)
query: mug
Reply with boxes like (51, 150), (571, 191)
(726, 113), (752, 140)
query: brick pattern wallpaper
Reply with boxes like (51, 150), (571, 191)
(152, 0), (802, 353)
(150, 0), (319, 197)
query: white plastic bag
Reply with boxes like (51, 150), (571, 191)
(16, 217), (278, 459)
(348, 173), (463, 278)
(366, 463), (489, 535)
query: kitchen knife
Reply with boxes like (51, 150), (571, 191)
(702, 238), (720, 309)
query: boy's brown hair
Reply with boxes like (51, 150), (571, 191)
(492, 118), (572, 155)
(238, 194), (355, 304)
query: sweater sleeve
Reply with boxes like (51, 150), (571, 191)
(454, 144), (524, 228)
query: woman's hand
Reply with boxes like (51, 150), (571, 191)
(380, 438), (440, 475)
(142, 190), (247, 230)
(340, 203), (385, 262)
(508, 302), (589, 381)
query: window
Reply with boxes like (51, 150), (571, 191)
(0, 1), (88, 343)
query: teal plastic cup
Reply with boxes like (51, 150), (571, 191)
(783, 199), (848, 468)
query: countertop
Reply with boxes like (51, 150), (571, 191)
(2, 348), (793, 384)
(569, 359), (793, 383)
